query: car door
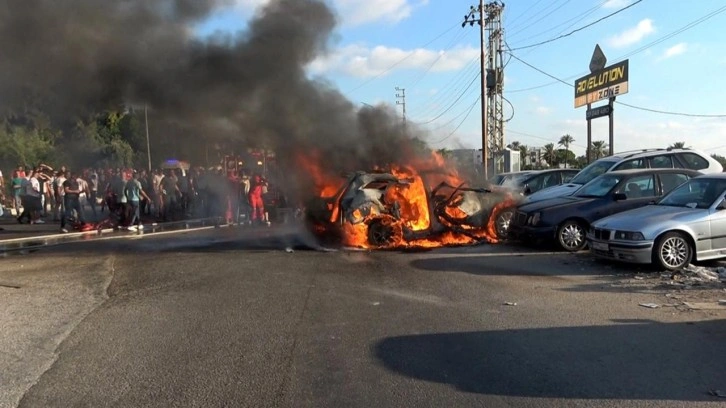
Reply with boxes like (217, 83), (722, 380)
(708, 190), (726, 252)
(608, 174), (658, 216)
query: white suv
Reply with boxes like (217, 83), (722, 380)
(524, 148), (723, 203)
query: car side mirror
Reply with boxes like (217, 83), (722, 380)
(613, 192), (627, 201)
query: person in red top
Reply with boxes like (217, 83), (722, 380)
(248, 174), (269, 226)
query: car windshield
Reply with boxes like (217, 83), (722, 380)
(658, 178), (726, 209)
(570, 159), (617, 184)
(575, 174), (623, 198)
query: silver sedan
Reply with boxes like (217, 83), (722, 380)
(587, 173), (726, 270)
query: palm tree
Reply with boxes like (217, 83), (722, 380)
(558, 134), (574, 168)
(507, 141), (521, 150)
(518, 144), (529, 167)
(591, 140), (608, 159)
(670, 141), (688, 149)
(543, 143), (557, 167)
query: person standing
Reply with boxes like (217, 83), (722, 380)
(124, 171), (150, 231)
(87, 170), (99, 219)
(60, 171), (84, 233)
(52, 171), (67, 221)
(160, 170), (180, 222)
(248, 174), (269, 226)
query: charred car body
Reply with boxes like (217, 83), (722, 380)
(305, 171), (513, 248)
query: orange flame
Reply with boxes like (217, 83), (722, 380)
(299, 149), (516, 249)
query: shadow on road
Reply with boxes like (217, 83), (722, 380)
(373, 319), (726, 401)
(408, 252), (648, 277)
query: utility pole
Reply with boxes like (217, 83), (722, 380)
(485, 1), (505, 175)
(395, 87), (407, 132)
(464, 2), (504, 179)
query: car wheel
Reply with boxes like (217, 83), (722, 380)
(653, 232), (692, 271)
(367, 217), (403, 248)
(557, 220), (587, 252)
(494, 208), (514, 240)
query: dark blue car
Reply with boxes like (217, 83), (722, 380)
(508, 168), (701, 251)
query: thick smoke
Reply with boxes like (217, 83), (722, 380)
(0, 0), (428, 200)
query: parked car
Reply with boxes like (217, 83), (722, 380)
(587, 173), (726, 270)
(523, 148), (723, 204)
(491, 169), (579, 196)
(490, 171), (535, 187)
(509, 168), (701, 251)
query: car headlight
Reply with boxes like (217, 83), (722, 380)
(614, 231), (645, 241)
(528, 212), (541, 226)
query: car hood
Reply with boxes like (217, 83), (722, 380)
(517, 196), (592, 213)
(523, 183), (583, 203)
(592, 205), (700, 231)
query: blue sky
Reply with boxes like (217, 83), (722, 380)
(198, 0), (726, 157)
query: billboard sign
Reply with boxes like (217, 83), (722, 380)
(574, 59), (629, 108)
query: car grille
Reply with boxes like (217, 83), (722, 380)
(514, 211), (528, 226)
(593, 228), (611, 241)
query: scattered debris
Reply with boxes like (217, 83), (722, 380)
(639, 303), (660, 309)
(285, 247), (294, 253)
(503, 302), (517, 306)
(719, 267), (726, 282)
(633, 275), (646, 280)
(683, 302), (726, 311)
(0, 282), (21, 289)
(709, 389), (726, 398)
(720, 300), (726, 305)
(372, 302), (380, 306)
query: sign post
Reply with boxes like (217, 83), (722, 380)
(575, 44), (629, 162)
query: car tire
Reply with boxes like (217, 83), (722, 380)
(366, 216), (403, 248)
(653, 232), (692, 271)
(494, 208), (514, 240)
(557, 220), (587, 252)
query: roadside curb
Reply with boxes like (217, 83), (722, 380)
(0, 217), (228, 254)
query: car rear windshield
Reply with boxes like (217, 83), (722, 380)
(658, 178), (726, 209)
(570, 159), (617, 185)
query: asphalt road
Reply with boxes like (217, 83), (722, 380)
(2, 226), (726, 407)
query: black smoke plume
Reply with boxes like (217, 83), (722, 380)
(0, 0), (430, 200)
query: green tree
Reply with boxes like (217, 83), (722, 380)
(590, 140), (608, 159)
(507, 141), (521, 150)
(0, 126), (55, 168)
(558, 134), (574, 168)
(711, 154), (726, 170)
(543, 143), (557, 168)
(670, 141), (688, 149)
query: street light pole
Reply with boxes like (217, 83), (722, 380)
(144, 104), (152, 172)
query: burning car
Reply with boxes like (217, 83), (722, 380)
(304, 170), (514, 249)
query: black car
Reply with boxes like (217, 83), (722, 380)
(492, 169), (579, 195)
(508, 168), (701, 251)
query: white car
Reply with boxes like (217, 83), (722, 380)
(524, 148), (723, 204)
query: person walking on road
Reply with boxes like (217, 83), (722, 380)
(124, 171), (150, 231)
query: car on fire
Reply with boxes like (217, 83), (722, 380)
(304, 171), (513, 248)
(587, 173), (726, 271)
(509, 168), (701, 252)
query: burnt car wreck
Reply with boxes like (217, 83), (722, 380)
(305, 171), (512, 248)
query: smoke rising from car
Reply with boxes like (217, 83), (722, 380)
(0, 0), (430, 201)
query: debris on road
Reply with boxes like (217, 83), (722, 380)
(719, 267), (726, 282)
(683, 302), (726, 311)
(709, 389), (726, 398)
(503, 302), (517, 306)
(285, 247), (294, 253)
(639, 303), (660, 309)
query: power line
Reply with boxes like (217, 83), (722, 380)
(343, 23), (459, 95)
(507, 0), (574, 38)
(428, 94), (481, 131)
(510, 0), (610, 45)
(409, 59), (479, 118)
(413, 72), (480, 125)
(504, 4), (726, 94)
(406, 29), (472, 90)
(508, 52), (726, 118)
(431, 95), (481, 144)
(507, 129), (589, 150)
(508, 0), (643, 51)
(505, 0), (547, 29)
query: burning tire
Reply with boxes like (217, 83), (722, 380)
(494, 208), (514, 240)
(366, 216), (403, 248)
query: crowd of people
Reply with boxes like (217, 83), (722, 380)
(1, 164), (277, 233)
